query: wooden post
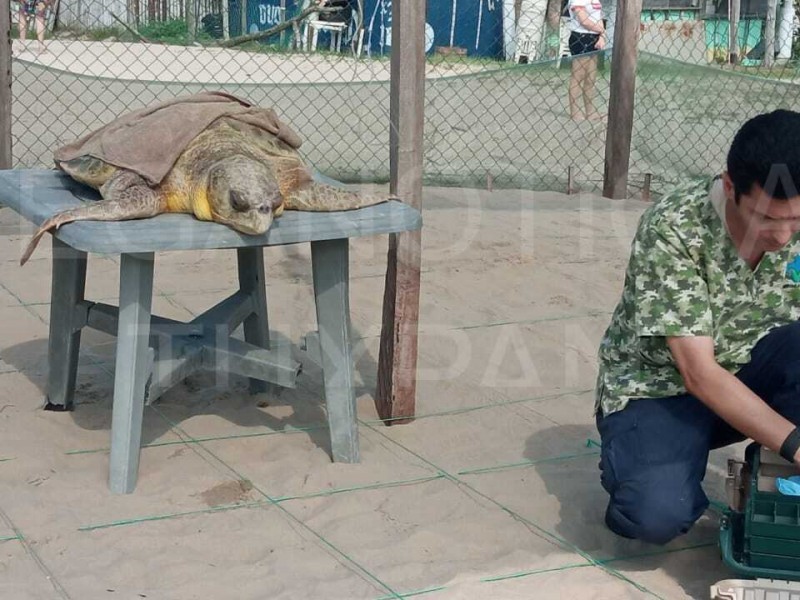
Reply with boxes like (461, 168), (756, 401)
(642, 172), (651, 201)
(0, 0), (11, 171)
(567, 165), (575, 194)
(602, 0), (643, 199)
(764, 0), (777, 67)
(375, 0), (425, 424)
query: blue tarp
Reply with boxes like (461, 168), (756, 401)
(362, 0), (504, 58)
(228, 0), (294, 39)
(227, 0), (504, 59)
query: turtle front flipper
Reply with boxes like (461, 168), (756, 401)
(20, 171), (166, 265)
(283, 182), (395, 212)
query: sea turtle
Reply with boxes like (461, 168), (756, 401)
(20, 97), (391, 265)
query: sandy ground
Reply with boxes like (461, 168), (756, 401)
(0, 184), (747, 599)
(12, 39), (489, 85)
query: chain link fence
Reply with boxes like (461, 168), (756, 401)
(630, 2), (800, 195)
(7, 0), (800, 196)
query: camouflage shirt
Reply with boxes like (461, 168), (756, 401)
(595, 175), (800, 416)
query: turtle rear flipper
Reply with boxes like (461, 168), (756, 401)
(283, 182), (394, 212)
(20, 171), (166, 265)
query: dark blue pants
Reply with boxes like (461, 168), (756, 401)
(596, 320), (800, 545)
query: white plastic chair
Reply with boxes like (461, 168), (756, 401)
(304, 18), (348, 52)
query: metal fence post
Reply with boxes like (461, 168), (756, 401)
(0, 0), (11, 170)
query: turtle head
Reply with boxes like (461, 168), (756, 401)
(205, 156), (284, 235)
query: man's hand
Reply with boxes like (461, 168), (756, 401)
(595, 35), (606, 50)
(667, 335), (800, 466)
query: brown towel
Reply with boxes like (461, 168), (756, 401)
(53, 90), (304, 186)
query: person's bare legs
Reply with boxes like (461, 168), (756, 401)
(36, 9), (47, 54)
(569, 55), (591, 121)
(18, 9), (28, 45)
(583, 54), (603, 120)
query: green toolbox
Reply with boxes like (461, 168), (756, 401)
(720, 442), (800, 581)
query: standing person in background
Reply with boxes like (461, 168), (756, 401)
(566, 0), (606, 121)
(18, 0), (51, 54)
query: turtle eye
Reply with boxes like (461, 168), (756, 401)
(230, 190), (249, 213)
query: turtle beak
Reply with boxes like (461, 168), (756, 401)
(255, 204), (274, 234)
(211, 208), (272, 235)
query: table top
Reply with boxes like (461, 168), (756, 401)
(0, 169), (422, 254)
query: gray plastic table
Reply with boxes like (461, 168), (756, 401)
(0, 169), (422, 494)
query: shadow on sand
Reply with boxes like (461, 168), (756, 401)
(525, 423), (734, 598)
(2, 314), (382, 461)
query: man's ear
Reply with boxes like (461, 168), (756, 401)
(721, 171), (735, 202)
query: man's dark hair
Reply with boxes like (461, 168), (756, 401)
(727, 109), (800, 202)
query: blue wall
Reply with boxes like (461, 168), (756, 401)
(362, 0), (504, 58)
(228, 0), (296, 40)
(226, 0), (504, 59)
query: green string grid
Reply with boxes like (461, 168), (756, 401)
(79, 473), (447, 532)
(9, 295), (714, 598)
(76, 448), (609, 534)
(373, 586), (448, 600)
(148, 406), (405, 600)
(69, 351), (702, 600)
(35, 350), (400, 598)
(64, 388), (594, 456)
(57, 338), (724, 600)
(457, 448), (600, 476)
(479, 541), (718, 585)
(357, 420), (667, 599)
(0, 505), (71, 599)
(59, 303), (601, 458)
(72, 397), (670, 600)
(79, 500), (270, 532)
(65, 425), (328, 456)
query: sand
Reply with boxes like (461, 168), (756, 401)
(11, 39), (488, 85)
(0, 185), (747, 599)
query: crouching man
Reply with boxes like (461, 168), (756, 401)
(595, 109), (800, 544)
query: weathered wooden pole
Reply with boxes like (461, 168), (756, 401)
(375, 0), (425, 424)
(602, 0), (643, 199)
(0, 0), (11, 171)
